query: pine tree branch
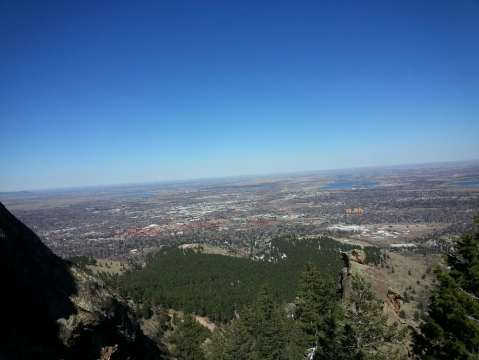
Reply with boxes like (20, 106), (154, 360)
(458, 287), (479, 301)
(466, 315), (479, 323)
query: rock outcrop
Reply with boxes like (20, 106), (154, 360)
(350, 249), (365, 264)
(339, 252), (353, 301)
(386, 288), (402, 314)
(0, 202), (165, 359)
(339, 249), (404, 321)
(339, 249), (366, 301)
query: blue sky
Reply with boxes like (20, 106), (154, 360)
(1, 0), (478, 191)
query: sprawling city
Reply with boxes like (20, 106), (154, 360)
(3, 161), (478, 260)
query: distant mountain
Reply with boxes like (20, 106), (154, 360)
(0, 202), (165, 359)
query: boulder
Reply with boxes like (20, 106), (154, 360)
(386, 288), (402, 314)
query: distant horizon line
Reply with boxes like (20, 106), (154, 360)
(1, 158), (478, 194)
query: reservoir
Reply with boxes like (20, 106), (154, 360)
(323, 181), (378, 190)
(451, 179), (479, 188)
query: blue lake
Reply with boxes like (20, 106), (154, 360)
(323, 181), (378, 190)
(451, 179), (479, 188)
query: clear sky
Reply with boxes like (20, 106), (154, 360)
(1, 0), (478, 191)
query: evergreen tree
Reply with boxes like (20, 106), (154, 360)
(414, 216), (479, 359)
(255, 286), (287, 360)
(342, 274), (405, 360)
(295, 263), (324, 347)
(207, 286), (291, 360)
(282, 317), (305, 360)
(170, 314), (209, 360)
(205, 326), (228, 360)
(314, 302), (347, 360)
(222, 308), (258, 360)
(295, 263), (345, 359)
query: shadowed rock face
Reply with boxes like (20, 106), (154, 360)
(0, 202), (165, 360)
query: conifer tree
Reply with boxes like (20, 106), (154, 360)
(222, 307), (258, 360)
(170, 314), (208, 360)
(414, 216), (479, 359)
(342, 274), (405, 360)
(207, 286), (291, 360)
(255, 286), (287, 360)
(295, 263), (324, 347)
(295, 263), (345, 358)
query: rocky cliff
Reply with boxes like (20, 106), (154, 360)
(0, 202), (165, 360)
(339, 249), (404, 320)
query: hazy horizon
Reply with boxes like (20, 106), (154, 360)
(1, 158), (478, 194)
(2, 1), (478, 191)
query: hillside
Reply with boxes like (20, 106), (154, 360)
(0, 202), (166, 359)
(118, 236), (365, 321)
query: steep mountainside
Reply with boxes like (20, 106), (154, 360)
(0, 202), (165, 359)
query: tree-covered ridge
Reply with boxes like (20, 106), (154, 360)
(205, 265), (406, 360)
(119, 236), (359, 321)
